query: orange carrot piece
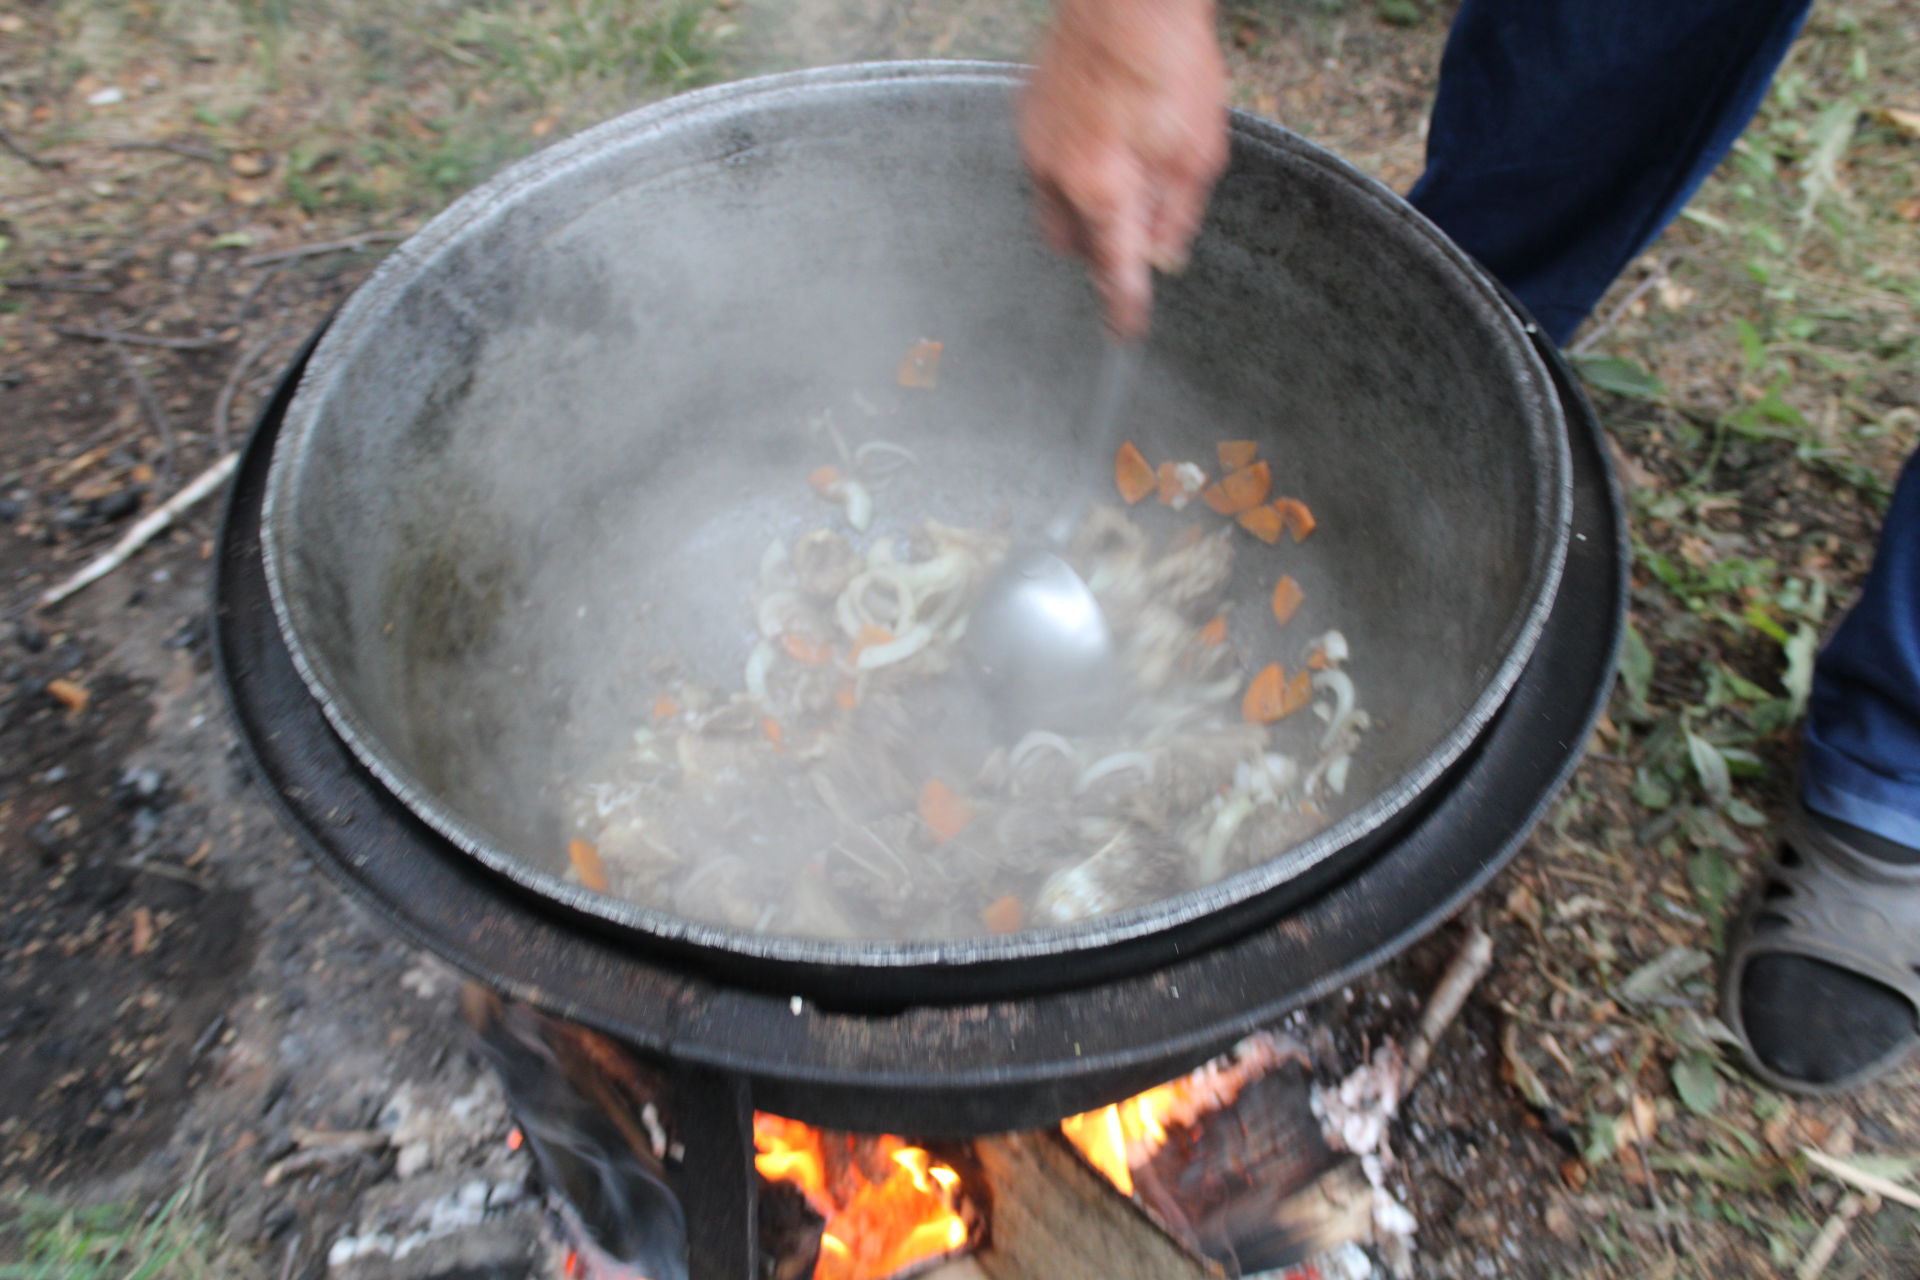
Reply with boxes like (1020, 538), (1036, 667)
(651, 693), (680, 721)
(808, 464), (843, 497)
(1235, 504), (1284, 544)
(1271, 575), (1304, 626)
(1114, 441), (1155, 505)
(1198, 615), (1228, 647)
(1281, 669), (1314, 717)
(1201, 461), (1271, 515)
(1275, 497), (1316, 542)
(981, 894), (1024, 934)
(835, 682), (859, 712)
(918, 778), (976, 842)
(782, 632), (834, 665)
(761, 716), (785, 749)
(568, 838), (609, 892)
(1245, 663), (1312, 723)
(1218, 440), (1259, 471)
(1306, 644), (1329, 671)
(898, 339), (943, 389)
(1242, 663), (1288, 724)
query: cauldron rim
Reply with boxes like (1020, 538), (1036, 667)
(258, 60), (1573, 975)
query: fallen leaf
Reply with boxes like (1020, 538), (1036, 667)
(1672, 1051), (1722, 1116)
(1898, 197), (1920, 223)
(46, 677), (90, 713)
(227, 149), (272, 178)
(1878, 105), (1920, 141)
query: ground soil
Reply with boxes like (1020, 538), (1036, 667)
(3, 1), (1918, 1278)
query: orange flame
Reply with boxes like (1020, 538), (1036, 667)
(1061, 1034), (1295, 1195)
(753, 1113), (970, 1280)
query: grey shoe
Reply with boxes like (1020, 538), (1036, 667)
(1721, 803), (1920, 1095)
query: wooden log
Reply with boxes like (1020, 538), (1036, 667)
(970, 1131), (1221, 1280)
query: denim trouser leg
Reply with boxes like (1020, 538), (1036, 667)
(1406, 0), (1920, 847)
(1802, 454), (1920, 849)
(1408, 0), (1814, 345)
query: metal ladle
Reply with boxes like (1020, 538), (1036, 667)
(968, 340), (1140, 736)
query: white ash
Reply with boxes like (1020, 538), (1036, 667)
(1310, 1041), (1418, 1278)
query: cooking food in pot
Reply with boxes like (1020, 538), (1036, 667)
(564, 421), (1367, 941)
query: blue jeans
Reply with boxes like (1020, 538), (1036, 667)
(1410, 0), (1813, 346)
(1411, 0), (1920, 852)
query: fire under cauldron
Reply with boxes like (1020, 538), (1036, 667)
(213, 63), (1623, 1279)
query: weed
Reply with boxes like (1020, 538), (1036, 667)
(0, 1187), (224, 1279)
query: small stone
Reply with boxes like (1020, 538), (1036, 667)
(396, 1141), (431, 1179)
(92, 489), (140, 522)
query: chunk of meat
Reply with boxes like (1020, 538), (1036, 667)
(1035, 823), (1188, 924)
(792, 529), (861, 600)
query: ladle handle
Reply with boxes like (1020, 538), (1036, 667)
(1048, 338), (1142, 546)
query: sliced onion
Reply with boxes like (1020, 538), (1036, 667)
(854, 440), (918, 480)
(1312, 669), (1356, 752)
(1326, 754), (1352, 796)
(759, 537), (790, 585)
(1078, 750), (1159, 794)
(1197, 791), (1256, 883)
(854, 622), (933, 670)
(1010, 731), (1076, 772)
(1264, 753), (1300, 792)
(756, 588), (805, 639)
(842, 478), (873, 532)
(744, 639), (775, 702)
(836, 568), (916, 639)
(1314, 630), (1350, 667)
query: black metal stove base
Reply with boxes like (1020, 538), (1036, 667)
(214, 325), (1623, 1138)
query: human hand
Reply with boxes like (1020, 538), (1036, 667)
(1021, 0), (1228, 338)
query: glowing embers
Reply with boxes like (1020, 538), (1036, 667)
(753, 1114), (974, 1280)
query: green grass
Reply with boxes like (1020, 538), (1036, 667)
(0, 1188), (225, 1280)
(40, 0), (734, 219)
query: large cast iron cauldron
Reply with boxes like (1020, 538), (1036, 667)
(259, 62), (1571, 1005)
(215, 311), (1619, 1135)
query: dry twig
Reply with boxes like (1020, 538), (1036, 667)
(36, 451), (238, 609)
(1795, 1192), (1865, 1280)
(52, 323), (230, 351)
(1404, 925), (1495, 1089)
(241, 231), (402, 268)
(1802, 1147), (1920, 1211)
(109, 139), (223, 164)
(214, 335), (280, 452)
(6, 276), (113, 294)
(107, 338), (176, 482)
(0, 123), (64, 169)
(228, 265), (281, 327)
(1569, 254), (1681, 355)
